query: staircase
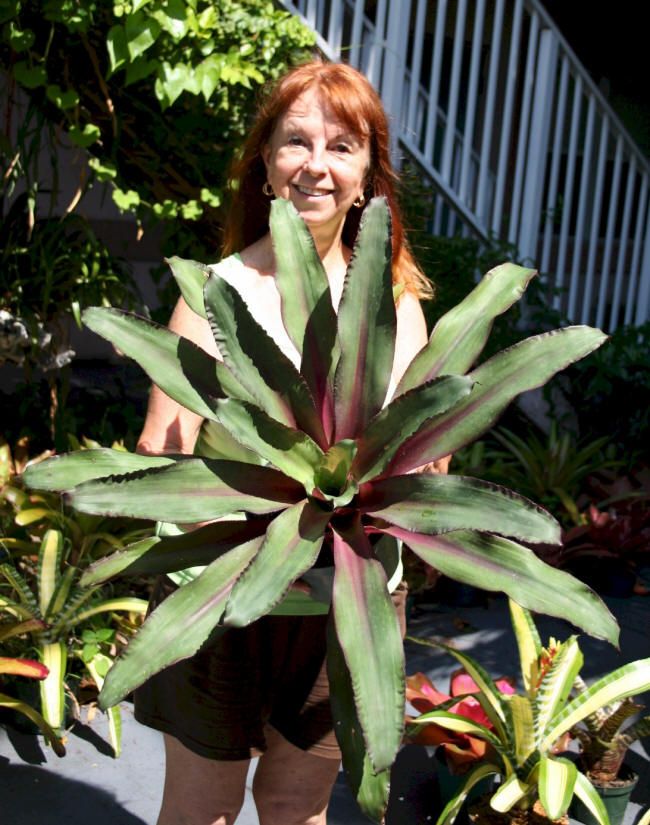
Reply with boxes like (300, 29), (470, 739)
(280, 0), (650, 332)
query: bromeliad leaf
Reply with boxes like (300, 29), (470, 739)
(214, 398), (323, 488)
(22, 449), (175, 492)
(538, 756), (577, 820)
(67, 458), (304, 522)
(379, 528), (619, 645)
(389, 326), (608, 473)
(331, 517), (404, 773)
(204, 273), (325, 444)
(352, 375), (474, 482)
(334, 198), (396, 439)
(165, 256), (211, 318)
(326, 619), (390, 822)
(81, 518), (271, 585)
(534, 637), (583, 739)
(223, 500), (330, 626)
(270, 199), (338, 438)
(99, 537), (264, 709)
(396, 263), (536, 394)
(361, 474), (561, 545)
(83, 307), (251, 416)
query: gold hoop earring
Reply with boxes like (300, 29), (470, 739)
(353, 193), (366, 208)
(262, 181), (274, 197)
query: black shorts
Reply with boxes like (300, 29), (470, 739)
(134, 576), (407, 761)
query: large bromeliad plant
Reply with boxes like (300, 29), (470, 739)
(23, 198), (618, 821)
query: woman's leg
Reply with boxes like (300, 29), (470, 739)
(253, 725), (341, 825)
(156, 734), (251, 825)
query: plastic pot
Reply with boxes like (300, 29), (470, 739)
(569, 764), (638, 825)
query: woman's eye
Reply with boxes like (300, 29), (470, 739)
(288, 135), (304, 146)
(333, 143), (351, 153)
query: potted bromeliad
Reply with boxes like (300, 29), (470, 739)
(408, 600), (650, 825)
(23, 198), (620, 821)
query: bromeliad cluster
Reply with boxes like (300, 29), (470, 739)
(23, 198), (618, 821)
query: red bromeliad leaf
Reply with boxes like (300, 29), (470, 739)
(351, 375), (473, 482)
(388, 326), (608, 473)
(81, 517), (272, 586)
(99, 536), (264, 709)
(379, 527), (619, 644)
(0, 657), (49, 679)
(331, 516), (404, 773)
(67, 458), (304, 522)
(334, 199), (396, 440)
(82, 308), (251, 418)
(223, 499), (331, 626)
(360, 474), (561, 545)
(396, 263), (537, 395)
(204, 272), (326, 446)
(270, 199), (338, 441)
(327, 617), (390, 822)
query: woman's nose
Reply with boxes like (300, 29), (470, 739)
(303, 146), (327, 175)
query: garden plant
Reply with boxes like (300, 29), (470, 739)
(408, 601), (650, 825)
(23, 198), (619, 820)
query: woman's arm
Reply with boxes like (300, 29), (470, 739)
(392, 291), (451, 475)
(136, 297), (218, 456)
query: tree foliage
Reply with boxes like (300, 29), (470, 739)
(1, 0), (315, 258)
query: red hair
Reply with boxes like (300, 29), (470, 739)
(222, 60), (431, 298)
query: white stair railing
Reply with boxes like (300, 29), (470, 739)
(281, 0), (650, 331)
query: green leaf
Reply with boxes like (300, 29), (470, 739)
(125, 10), (161, 60)
(0, 691), (65, 756)
(362, 474), (561, 545)
(38, 529), (63, 617)
(316, 439), (357, 496)
(13, 61), (47, 88)
(334, 198), (396, 439)
(224, 500), (329, 626)
(106, 24), (128, 74)
(490, 773), (529, 812)
(67, 458), (304, 522)
(534, 637), (583, 743)
(99, 538), (263, 708)
(75, 597), (148, 623)
(509, 600), (542, 695)
(195, 418), (263, 465)
(112, 188), (141, 210)
(503, 693), (535, 763)
(542, 657), (650, 748)
(23, 448), (175, 492)
(155, 60), (191, 106)
(81, 518), (270, 585)
(165, 256), (209, 318)
(382, 528), (619, 645)
(539, 756), (577, 820)
(46, 84), (79, 110)
(397, 263), (537, 394)
(331, 518), (404, 773)
(326, 619), (390, 822)
(39, 641), (67, 731)
(389, 327), (608, 473)
(68, 123), (100, 148)
(204, 272), (325, 444)
(352, 375), (474, 482)
(213, 398), (323, 488)
(88, 157), (117, 181)
(269, 199), (338, 438)
(82, 307), (251, 419)
(572, 772), (611, 825)
(434, 763), (502, 825)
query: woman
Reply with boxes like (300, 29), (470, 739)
(135, 60), (445, 825)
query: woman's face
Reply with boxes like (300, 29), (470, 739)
(262, 87), (371, 244)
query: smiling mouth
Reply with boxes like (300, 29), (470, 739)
(293, 184), (333, 197)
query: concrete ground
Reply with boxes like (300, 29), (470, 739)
(2, 593), (649, 825)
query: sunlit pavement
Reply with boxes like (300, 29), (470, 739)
(2, 593), (648, 825)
